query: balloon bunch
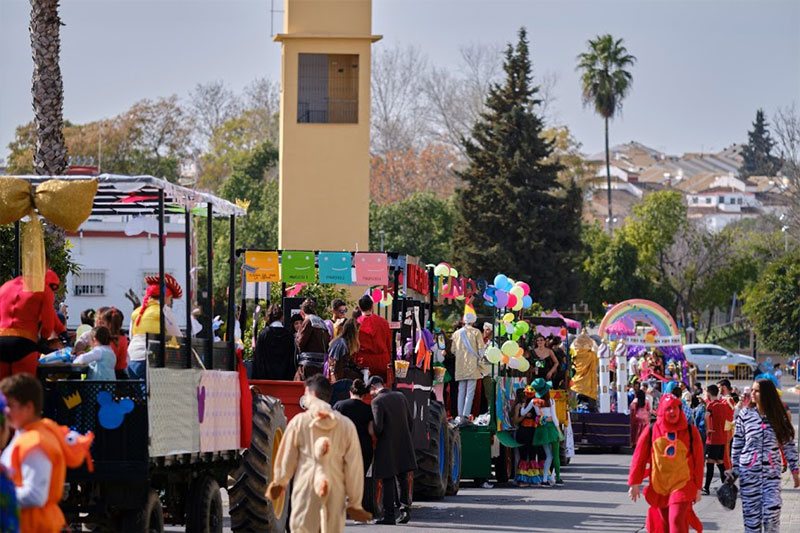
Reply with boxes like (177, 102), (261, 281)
(499, 312), (530, 341)
(485, 340), (530, 372)
(483, 274), (533, 311)
(370, 286), (394, 307)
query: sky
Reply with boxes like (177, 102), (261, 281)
(1, 0), (798, 161)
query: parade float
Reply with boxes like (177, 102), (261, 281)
(569, 299), (685, 450)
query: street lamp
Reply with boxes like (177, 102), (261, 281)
(605, 216), (618, 230)
(781, 225), (789, 253)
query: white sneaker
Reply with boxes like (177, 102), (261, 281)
(481, 481), (494, 489)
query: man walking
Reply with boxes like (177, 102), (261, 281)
(355, 296), (392, 380)
(369, 376), (417, 525)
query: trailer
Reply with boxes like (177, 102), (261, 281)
(3, 174), (289, 532)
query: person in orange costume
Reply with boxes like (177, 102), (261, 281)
(628, 394), (704, 533)
(0, 374), (93, 533)
(0, 269), (66, 379)
(354, 295), (391, 380)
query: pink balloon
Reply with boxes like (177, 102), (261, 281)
(517, 281), (530, 297)
(506, 293), (518, 309)
(371, 288), (383, 303)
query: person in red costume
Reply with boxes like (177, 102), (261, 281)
(0, 269), (66, 378)
(354, 295), (391, 381)
(628, 394), (705, 533)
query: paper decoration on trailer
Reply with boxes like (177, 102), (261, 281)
(197, 386), (206, 423)
(281, 251), (316, 283)
(244, 251), (280, 282)
(97, 391), (135, 430)
(354, 253), (388, 285)
(63, 390), (82, 410)
(318, 252), (353, 284)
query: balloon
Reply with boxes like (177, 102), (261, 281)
(486, 346), (502, 364)
(506, 294), (518, 309)
(434, 263), (450, 277)
(456, 294), (465, 301)
(499, 323), (506, 336)
(518, 357), (530, 372)
(522, 295), (533, 309)
(509, 286), (524, 299)
(516, 321), (530, 335)
(512, 332), (521, 341)
(495, 290), (509, 308)
(450, 268), (459, 278)
(494, 274), (509, 288)
(512, 299), (523, 311)
(517, 281), (530, 297)
(508, 357), (521, 370)
(501, 354), (510, 365)
(371, 288), (383, 303)
(515, 347), (524, 358)
(502, 312), (515, 323)
(501, 340), (520, 357)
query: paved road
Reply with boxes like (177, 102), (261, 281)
(170, 380), (800, 532)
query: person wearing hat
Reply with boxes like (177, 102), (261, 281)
(368, 375), (416, 524)
(0, 269), (67, 379)
(451, 303), (486, 421)
(127, 273), (182, 379)
(530, 378), (563, 486)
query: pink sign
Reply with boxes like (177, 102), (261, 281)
(354, 253), (388, 285)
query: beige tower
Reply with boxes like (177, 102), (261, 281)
(276, 0), (381, 251)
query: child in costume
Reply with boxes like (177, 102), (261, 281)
(0, 374), (93, 533)
(511, 388), (537, 486)
(72, 326), (116, 381)
(128, 273), (182, 379)
(0, 391), (20, 533)
(267, 375), (371, 533)
(628, 394), (704, 533)
(530, 378), (563, 486)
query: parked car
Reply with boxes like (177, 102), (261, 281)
(683, 343), (758, 376)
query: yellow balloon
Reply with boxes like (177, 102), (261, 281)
(486, 346), (502, 364)
(501, 340), (520, 357)
(518, 357), (530, 372)
(433, 263), (450, 277)
(509, 286), (524, 299)
(450, 268), (459, 278)
(502, 313), (515, 323)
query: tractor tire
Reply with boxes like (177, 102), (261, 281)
(187, 476), (223, 533)
(121, 490), (164, 533)
(446, 424), (462, 496)
(413, 400), (449, 500)
(228, 392), (288, 533)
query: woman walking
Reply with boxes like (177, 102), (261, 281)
(327, 319), (362, 382)
(531, 378), (563, 486)
(630, 386), (651, 446)
(732, 378), (799, 532)
(333, 379), (375, 473)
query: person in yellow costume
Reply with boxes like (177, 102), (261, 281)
(267, 375), (371, 533)
(127, 273), (182, 379)
(571, 330), (598, 406)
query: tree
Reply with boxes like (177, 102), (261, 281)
(773, 104), (800, 241)
(619, 190), (687, 267)
(369, 192), (457, 264)
(29, 0), (67, 175)
(576, 34), (636, 235)
(739, 109), (779, 178)
(541, 126), (597, 187)
(743, 250), (800, 356)
(369, 142), (461, 204)
(452, 28), (580, 307)
(187, 80), (241, 148)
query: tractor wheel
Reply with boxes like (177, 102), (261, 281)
(446, 424), (462, 495)
(413, 400), (449, 500)
(121, 490), (164, 533)
(228, 392), (288, 533)
(187, 476), (223, 533)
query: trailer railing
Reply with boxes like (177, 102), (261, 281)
(703, 363), (755, 382)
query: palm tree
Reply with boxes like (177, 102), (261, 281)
(577, 34), (636, 234)
(30, 0), (68, 175)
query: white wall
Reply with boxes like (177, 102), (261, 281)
(64, 220), (188, 330)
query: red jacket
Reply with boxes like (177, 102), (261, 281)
(356, 313), (392, 378)
(0, 271), (64, 341)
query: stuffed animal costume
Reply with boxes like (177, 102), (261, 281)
(268, 395), (370, 533)
(629, 395), (704, 533)
(7, 418), (93, 533)
(570, 333), (598, 401)
(732, 407), (799, 533)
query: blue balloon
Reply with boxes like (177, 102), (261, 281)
(522, 295), (533, 308)
(494, 274), (509, 289)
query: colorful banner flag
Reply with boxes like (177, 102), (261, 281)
(354, 252), (388, 285)
(281, 251), (316, 283)
(244, 251), (280, 283)
(318, 252), (353, 284)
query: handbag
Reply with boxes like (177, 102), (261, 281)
(716, 478), (738, 510)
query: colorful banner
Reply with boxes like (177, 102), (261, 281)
(244, 251), (280, 283)
(354, 252), (388, 285)
(318, 252), (353, 284)
(281, 251), (316, 283)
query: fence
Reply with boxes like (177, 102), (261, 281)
(703, 363), (755, 383)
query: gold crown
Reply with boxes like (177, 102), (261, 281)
(235, 198), (251, 212)
(63, 391), (82, 410)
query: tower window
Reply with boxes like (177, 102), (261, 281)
(298, 53), (359, 124)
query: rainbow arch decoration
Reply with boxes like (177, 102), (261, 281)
(598, 299), (679, 338)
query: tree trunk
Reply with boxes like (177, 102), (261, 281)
(30, 0), (67, 175)
(604, 116), (613, 235)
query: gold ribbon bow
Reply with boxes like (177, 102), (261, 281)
(0, 176), (98, 292)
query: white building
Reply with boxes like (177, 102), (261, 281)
(64, 216), (189, 330)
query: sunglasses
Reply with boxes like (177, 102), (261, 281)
(337, 307), (347, 314)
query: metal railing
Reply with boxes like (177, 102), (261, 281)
(704, 363), (755, 382)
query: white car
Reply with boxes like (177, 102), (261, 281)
(683, 343), (758, 374)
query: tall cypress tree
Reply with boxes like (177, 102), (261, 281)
(740, 109), (779, 178)
(453, 28), (581, 307)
